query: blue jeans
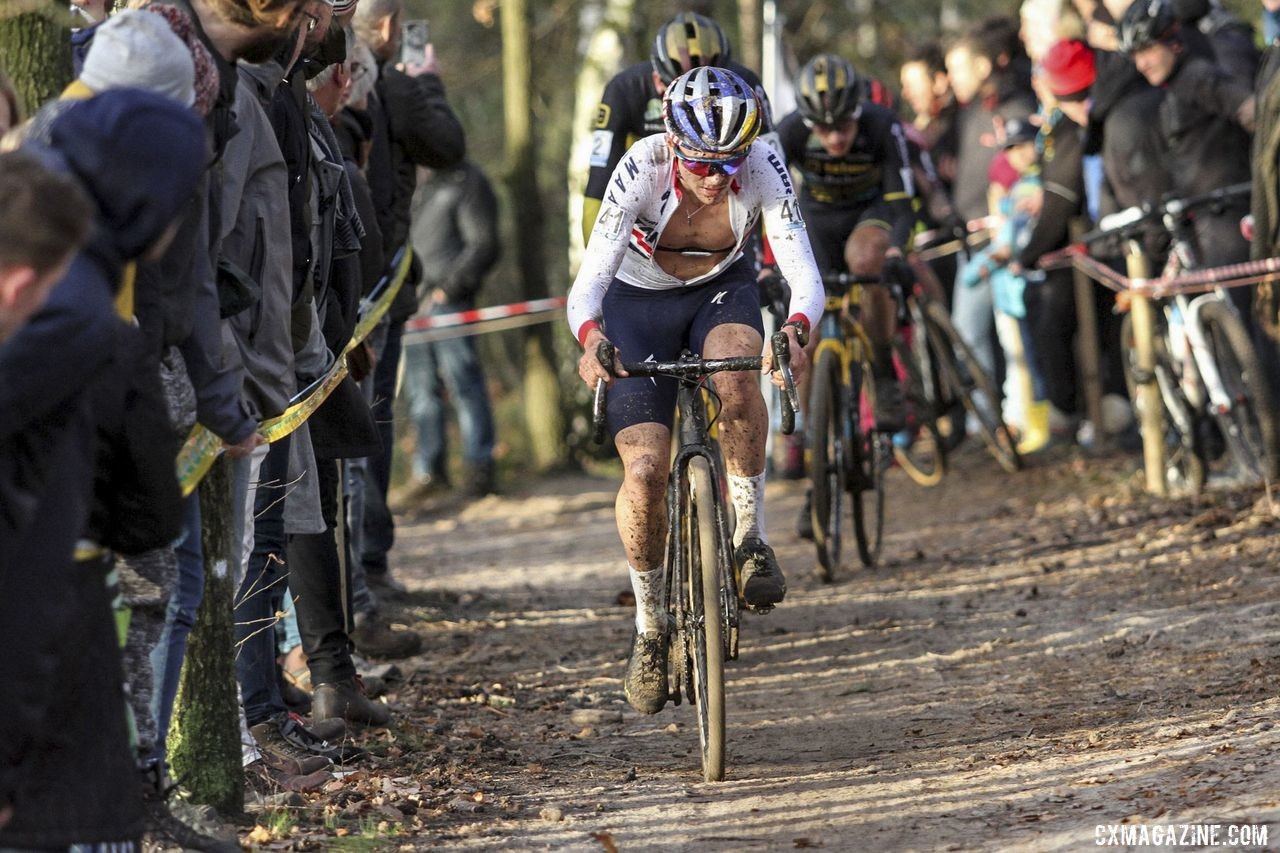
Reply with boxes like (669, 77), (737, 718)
(952, 257), (996, 418)
(401, 304), (496, 479)
(148, 493), (204, 764)
(234, 435), (291, 726)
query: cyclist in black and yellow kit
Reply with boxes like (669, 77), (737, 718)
(777, 54), (917, 538)
(581, 11), (773, 245)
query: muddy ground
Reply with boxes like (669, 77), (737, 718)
(249, 445), (1280, 851)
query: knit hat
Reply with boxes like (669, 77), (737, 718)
(1042, 39), (1096, 101)
(144, 4), (218, 117)
(79, 9), (195, 108)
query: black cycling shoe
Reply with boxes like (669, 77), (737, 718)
(624, 630), (669, 714)
(872, 374), (907, 433)
(736, 537), (787, 608)
(796, 490), (814, 541)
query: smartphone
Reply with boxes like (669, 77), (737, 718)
(401, 19), (430, 68)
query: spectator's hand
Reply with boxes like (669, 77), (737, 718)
(224, 432), (266, 459)
(578, 328), (625, 387)
(348, 340), (377, 381)
(403, 43), (440, 77)
(1238, 96), (1257, 133)
(431, 287), (448, 305)
(1086, 19), (1119, 51)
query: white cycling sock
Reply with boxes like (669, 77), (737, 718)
(629, 563), (664, 634)
(728, 472), (767, 547)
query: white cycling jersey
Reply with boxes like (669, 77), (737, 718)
(567, 134), (824, 345)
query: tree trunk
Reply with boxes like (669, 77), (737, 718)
(736, 0), (761, 74)
(566, 0), (634, 271)
(502, 0), (566, 471)
(0, 1), (72, 118)
(168, 458), (243, 816)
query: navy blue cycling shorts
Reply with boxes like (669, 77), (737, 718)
(601, 257), (765, 434)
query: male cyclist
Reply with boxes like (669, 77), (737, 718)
(582, 11), (773, 246)
(570, 67), (823, 715)
(776, 55), (917, 535)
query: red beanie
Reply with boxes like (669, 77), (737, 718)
(1042, 39), (1096, 101)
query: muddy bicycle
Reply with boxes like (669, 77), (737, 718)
(591, 332), (799, 782)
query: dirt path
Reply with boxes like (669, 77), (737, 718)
(287, 448), (1280, 851)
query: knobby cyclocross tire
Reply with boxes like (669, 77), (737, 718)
(688, 457), (726, 782)
(891, 334), (946, 487)
(924, 302), (1022, 473)
(851, 423), (887, 567)
(1120, 312), (1206, 495)
(1198, 300), (1278, 484)
(808, 347), (845, 581)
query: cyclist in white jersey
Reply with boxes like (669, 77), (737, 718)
(568, 67), (823, 715)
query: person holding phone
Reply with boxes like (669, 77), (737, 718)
(350, 0), (465, 601)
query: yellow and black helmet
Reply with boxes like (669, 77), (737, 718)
(796, 54), (863, 126)
(651, 12), (732, 85)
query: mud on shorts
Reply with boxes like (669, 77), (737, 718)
(802, 200), (894, 288)
(601, 255), (765, 434)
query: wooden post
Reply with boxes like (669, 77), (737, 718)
(1071, 219), (1104, 445)
(1126, 245), (1166, 496)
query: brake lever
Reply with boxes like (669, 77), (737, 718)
(771, 330), (799, 436)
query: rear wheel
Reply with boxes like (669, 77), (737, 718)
(688, 457), (725, 782)
(1198, 299), (1277, 484)
(924, 302), (1021, 473)
(891, 332), (946, 487)
(808, 347), (845, 581)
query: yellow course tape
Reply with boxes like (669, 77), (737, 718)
(176, 247), (414, 496)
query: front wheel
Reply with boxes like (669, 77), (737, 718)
(1198, 299), (1277, 484)
(688, 457), (725, 782)
(924, 302), (1021, 473)
(808, 347), (846, 581)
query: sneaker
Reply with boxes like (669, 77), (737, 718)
(872, 375), (907, 433)
(623, 630), (669, 714)
(736, 537), (787, 608)
(313, 676), (392, 727)
(249, 715), (333, 776)
(796, 490), (814, 541)
(279, 712), (366, 765)
(351, 614), (422, 659)
(244, 759), (331, 796)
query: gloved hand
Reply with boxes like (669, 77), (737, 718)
(881, 253), (914, 287)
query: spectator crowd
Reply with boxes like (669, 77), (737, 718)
(4, 0), (1280, 849)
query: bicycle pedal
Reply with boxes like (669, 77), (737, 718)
(750, 603), (775, 615)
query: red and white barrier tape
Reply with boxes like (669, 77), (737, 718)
(402, 296), (567, 345)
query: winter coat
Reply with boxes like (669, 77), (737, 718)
(218, 63), (297, 421)
(951, 76), (1037, 224)
(365, 63), (466, 322)
(410, 161), (500, 308)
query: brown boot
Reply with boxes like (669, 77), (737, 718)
(249, 715), (332, 776)
(313, 676), (391, 727)
(351, 616), (422, 660)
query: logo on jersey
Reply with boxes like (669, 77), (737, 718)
(594, 103), (611, 129)
(643, 98), (663, 127)
(710, 291), (727, 304)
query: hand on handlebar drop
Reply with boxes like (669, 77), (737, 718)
(764, 325), (808, 388)
(578, 328), (627, 388)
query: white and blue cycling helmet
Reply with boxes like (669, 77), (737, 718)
(662, 66), (762, 156)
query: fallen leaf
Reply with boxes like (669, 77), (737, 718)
(592, 830), (619, 852)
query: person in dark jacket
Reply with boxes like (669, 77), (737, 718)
(945, 19), (1038, 397)
(400, 160), (501, 500)
(352, 0), (465, 594)
(0, 89), (205, 852)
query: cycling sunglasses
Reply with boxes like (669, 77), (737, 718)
(676, 150), (749, 177)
